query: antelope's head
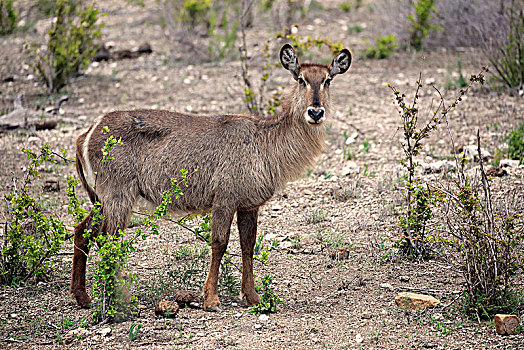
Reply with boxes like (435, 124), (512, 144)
(280, 43), (351, 125)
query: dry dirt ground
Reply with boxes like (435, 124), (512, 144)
(1, 1), (523, 349)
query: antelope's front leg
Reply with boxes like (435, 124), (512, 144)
(238, 208), (260, 306)
(202, 206), (234, 311)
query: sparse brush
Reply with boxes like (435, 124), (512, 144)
(442, 132), (524, 319)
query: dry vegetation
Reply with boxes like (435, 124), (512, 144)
(0, 0), (523, 349)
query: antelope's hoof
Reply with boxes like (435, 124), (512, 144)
(203, 305), (222, 312)
(70, 289), (92, 308)
(240, 291), (260, 307)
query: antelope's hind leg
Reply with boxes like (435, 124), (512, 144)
(70, 210), (98, 307)
(238, 208), (260, 306)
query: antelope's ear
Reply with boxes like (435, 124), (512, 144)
(328, 48), (351, 78)
(280, 44), (300, 80)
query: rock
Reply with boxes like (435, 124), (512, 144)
(500, 159), (520, 168)
(486, 167), (507, 177)
(98, 327), (111, 337)
(399, 275), (410, 282)
(361, 312), (372, 319)
(395, 292), (440, 311)
(271, 204), (283, 211)
(380, 282), (394, 291)
(462, 145), (491, 161)
(43, 179), (60, 192)
(328, 247), (351, 260)
(341, 161), (359, 176)
(355, 333), (363, 344)
(154, 300), (180, 318)
(173, 290), (200, 308)
(64, 328), (90, 344)
(421, 160), (455, 174)
(494, 314), (520, 335)
(259, 314), (269, 321)
(254, 323), (263, 329)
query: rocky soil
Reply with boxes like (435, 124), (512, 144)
(0, 1), (523, 349)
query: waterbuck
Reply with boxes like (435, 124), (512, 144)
(70, 44), (351, 310)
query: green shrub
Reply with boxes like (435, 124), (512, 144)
(389, 69), (486, 259)
(339, 2), (353, 12)
(249, 274), (283, 315)
(485, 2), (523, 92)
(507, 123), (524, 164)
(445, 147), (524, 318)
(25, 0), (103, 93)
(365, 34), (397, 59)
(0, 145), (68, 285)
(408, 0), (440, 49)
(0, 0), (17, 35)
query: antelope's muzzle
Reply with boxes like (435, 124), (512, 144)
(306, 107), (325, 124)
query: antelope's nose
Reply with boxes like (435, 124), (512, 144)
(307, 107), (324, 122)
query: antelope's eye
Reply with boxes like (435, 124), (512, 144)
(324, 78), (332, 87)
(298, 77), (306, 86)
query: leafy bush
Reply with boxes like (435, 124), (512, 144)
(25, 0), (103, 93)
(365, 34), (398, 59)
(408, 0), (440, 49)
(389, 69), (486, 259)
(0, 145), (68, 285)
(161, 0), (240, 61)
(507, 123), (524, 165)
(249, 274), (283, 314)
(444, 135), (524, 318)
(0, 0), (17, 35)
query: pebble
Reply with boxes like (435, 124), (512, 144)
(259, 314), (269, 321)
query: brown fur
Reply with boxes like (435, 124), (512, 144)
(70, 44), (351, 310)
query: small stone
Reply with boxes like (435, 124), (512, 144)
(254, 323), (263, 329)
(486, 167), (507, 177)
(173, 290), (199, 308)
(380, 282), (394, 291)
(421, 160), (455, 174)
(155, 300), (180, 318)
(271, 204), (283, 211)
(28, 136), (40, 143)
(361, 312), (372, 319)
(500, 159), (520, 168)
(395, 292), (440, 311)
(328, 247), (351, 260)
(64, 328), (90, 344)
(399, 275), (410, 282)
(342, 161), (359, 176)
(355, 333), (363, 344)
(462, 145), (491, 161)
(43, 179), (60, 192)
(196, 332), (205, 337)
(259, 314), (269, 321)
(494, 314), (520, 335)
(98, 327), (111, 337)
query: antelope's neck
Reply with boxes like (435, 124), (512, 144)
(260, 107), (326, 187)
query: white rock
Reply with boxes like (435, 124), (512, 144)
(259, 314), (269, 321)
(271, 204), (282, 211)
(342, 161), (359, 176)
(380, 282), (394, 290)
(355, 333), (363, 344)
(254, 323), (263, 329)
(98, 327), (111, 336)
(500, 159), (520, 168)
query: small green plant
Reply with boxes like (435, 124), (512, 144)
(1, 145), (69, 285)
(485, 2), (523, 92)
(506, 123), (524, 164)
(339, 2), (353, 12)
(129, 323), (142, 341)
(0, 0), (17, 35)
(207, 3), (239, 60)
(25, 0), (103, 93)
(445, 58), (468, 90)
(365, 34), (398, 59)
(407, 0), (440, 50)
(249, 274), (283, 314)
(306, 207), (326, 224)
(347, 24), (363, 34)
